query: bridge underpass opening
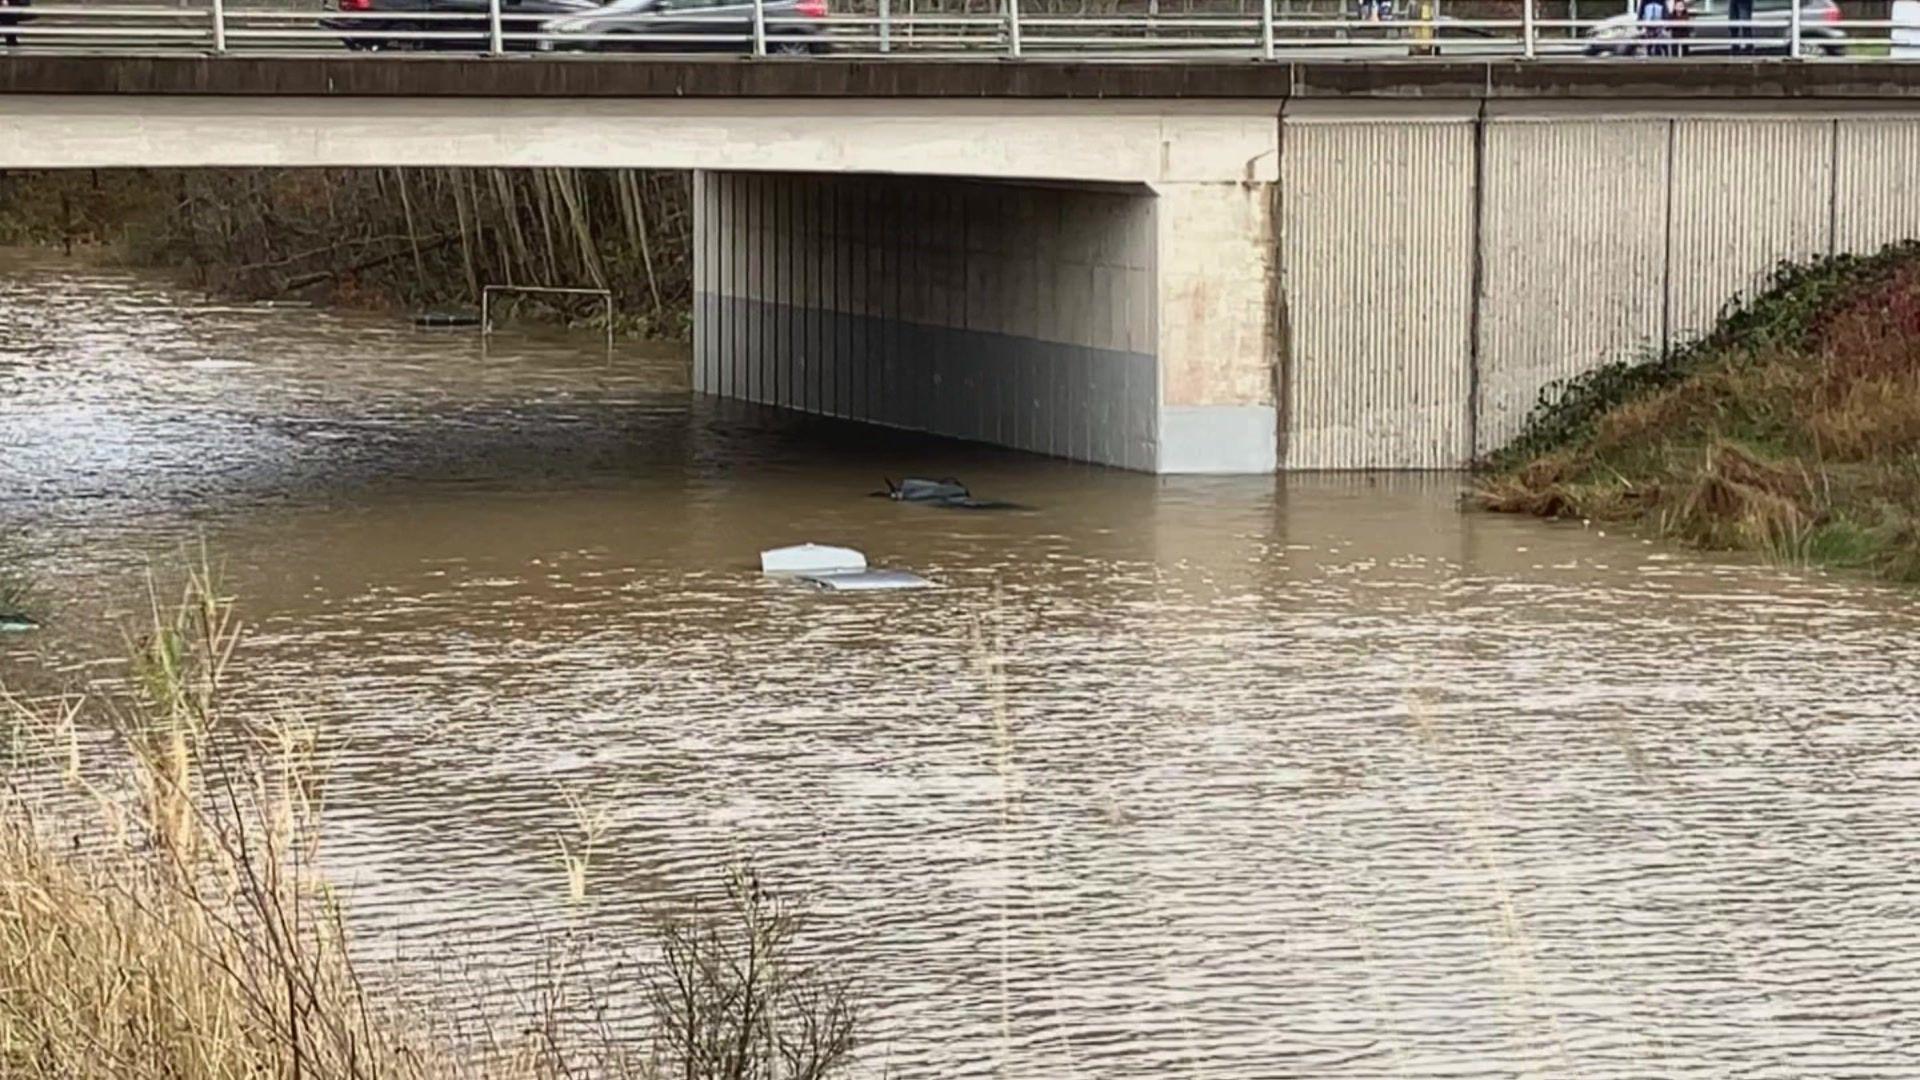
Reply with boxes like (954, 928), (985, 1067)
(693, 171), (1279, 475)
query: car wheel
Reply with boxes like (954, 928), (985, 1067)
(771, 40), (812, 55)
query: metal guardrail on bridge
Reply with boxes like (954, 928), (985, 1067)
(1, 1), (1916, 61)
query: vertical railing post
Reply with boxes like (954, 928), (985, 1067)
(880, 0), (892, 52)
(753, 0), (768, 54)
(487, 0), (504, 54)
(1788, 0), (1803, 56)
(1006, 0), (1022, 56)
(210, 0), (227, 53)
(1261, 0), (1275, 58)
(1522, 0), (1535, 57)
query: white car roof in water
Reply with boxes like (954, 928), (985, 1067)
(761, 543), (866, 575)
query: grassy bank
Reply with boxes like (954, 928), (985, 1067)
(1478, 240), (1920, 582)
(0, 168), (693, 338)
(1, 571), (860, 1079)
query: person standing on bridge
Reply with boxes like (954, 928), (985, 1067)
(1670, 0), (1694, 56)
(1638, 0), (1671, 55)
(1729, 0), (1755, 52)
(0, 0), (28, 49)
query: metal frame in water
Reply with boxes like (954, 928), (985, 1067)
(480, 284), (616, 351)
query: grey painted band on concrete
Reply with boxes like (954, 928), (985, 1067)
(698, 291), (1161, 472)
(7, 56), (1920, 102)
(1158, 405), (1278, 475)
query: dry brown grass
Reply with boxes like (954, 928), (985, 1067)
(2, 569), (447, 1079)
(1660, 441), (1817, 552)
(1806, 371), (1920, 462)
(1, 568), (860, 1080)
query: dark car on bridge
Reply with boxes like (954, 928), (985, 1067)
(324, 0), (604, 52)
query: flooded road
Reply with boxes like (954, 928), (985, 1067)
(4, 249), (1919, 1078)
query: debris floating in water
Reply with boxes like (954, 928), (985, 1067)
(876, 477), (1023, 511)
(414, 311), (482, 329)
(759, 544), (930, 592)
(884, 477), (970, 503)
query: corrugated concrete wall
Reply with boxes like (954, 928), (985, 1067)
(1281, 118), (1475, 470)
(1475, 118), (1668, 460)
(1666, 119), (1836, 344)
(1834, 119), (1920, 252)
(1280, 110), (1920, 469)
(696, 171), (1160, 470)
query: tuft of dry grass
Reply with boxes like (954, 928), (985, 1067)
(2, 565), (442, 1080)
(1, 566), (862, 1080)
(1660, 441), (1817, 553)
(1476, 245), (1920, 582)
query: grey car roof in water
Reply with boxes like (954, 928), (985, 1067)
(760, 544), (931, 591)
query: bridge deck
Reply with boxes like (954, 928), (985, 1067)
(5, 55), (1920, 100)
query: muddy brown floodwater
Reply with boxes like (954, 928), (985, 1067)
(3, 248), (1919, 1078)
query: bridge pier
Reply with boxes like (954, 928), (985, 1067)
(692, 171), (1278, 474)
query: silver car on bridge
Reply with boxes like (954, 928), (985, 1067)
(540, 0), (828, 54)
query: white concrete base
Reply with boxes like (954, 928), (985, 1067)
(1157, 405), (1278, 474)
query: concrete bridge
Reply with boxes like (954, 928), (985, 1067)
(7, 57), (1920, 471)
